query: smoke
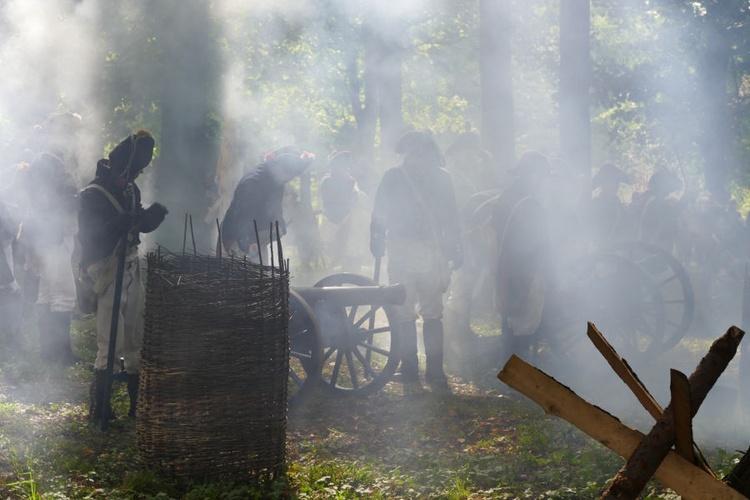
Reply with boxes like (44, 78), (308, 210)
(0, 0), (102, 181)
(0, 0), (746, 460)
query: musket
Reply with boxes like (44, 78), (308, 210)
(99, 228), (129, 430)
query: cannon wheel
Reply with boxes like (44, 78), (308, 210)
(288, 290), (323, 410)
(312, 273), (401, 397)
(603, 240), (694, 356)
(547, 252), (668, 361)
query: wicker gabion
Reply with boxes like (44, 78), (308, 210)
(137, 248), (290, 482)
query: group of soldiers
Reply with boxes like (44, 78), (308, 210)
(218, 129), (493, 394)
(5, 111), (739, 407)
(236, 130), (750, 393)
(0, 112), (167, 421)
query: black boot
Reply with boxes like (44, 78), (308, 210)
(0, 290), (22, 349)
(51, 311), (78, 366)
(393, 321), (420, 384)
(89, 370), (115, 422)
(423, 319), (450, 394)
(37, 305), (54, 362)
(126, 374), (139, 418)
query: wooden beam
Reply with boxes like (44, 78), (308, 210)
(670, 369), (695, 464)
(603, 326), (744, 499)
(587, 322), (714, 477)
(498, 354), (745, 500)
(587, 322), (663, 420)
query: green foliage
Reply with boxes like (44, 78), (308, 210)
(4, 471), (41, 500)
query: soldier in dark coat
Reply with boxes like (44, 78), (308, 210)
(370, 130), (463, 394)
(15, 111), (82, 365)
(635, 167), (683, 253)
(220, 146), (314, 263)
(78, 130), (168, 420)
(0, 200), (21, 350)
(583, 162), (633, 248)
(489, 151), (553, 355)
(318, 150), (368, 271)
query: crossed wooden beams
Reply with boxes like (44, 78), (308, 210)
(498, 322), (748, 499)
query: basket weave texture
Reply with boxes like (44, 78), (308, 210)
(137, 250), (289, 481)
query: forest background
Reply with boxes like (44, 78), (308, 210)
(2, 0), (749, 255)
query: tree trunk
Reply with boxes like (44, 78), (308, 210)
(361, 29), (379, 159)
(375, 33), (404, 168)
(479, 0), (515, 184)
(156, 0), (220, 250)
(697, 30), (733, 202)
(559, 0), (591, 176)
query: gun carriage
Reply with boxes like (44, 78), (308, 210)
(287, 273), (406, 409)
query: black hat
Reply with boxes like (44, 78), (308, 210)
(395, 130), (445, 169)
(648, 167), (682, 195)
(395, 130), (440, 156)
(327, 150), (352, 170)
(37, 111), (83, 135)
(264, 145), (315, 176)
(509, 150), (551, 177)
(108, 130), (155, 177)
(592, 162), (629, 188)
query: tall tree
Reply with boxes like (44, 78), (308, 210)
(155, 0), (221, 249)
(651, 0), (750, 199)
(480, 0), (515, 181)
(369, 6), (406, 166)
(691, 1), (744, 200)
(559, 0), (591, 175)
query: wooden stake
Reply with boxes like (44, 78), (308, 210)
(588, 322), (714, 477)
(670, 369), (695, 464)
(603, 326), (744, 499)
(587, 322), (662, 420)
(498, 355), (744, 500)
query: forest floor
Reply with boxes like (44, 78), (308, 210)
(0, 312), (745, 499)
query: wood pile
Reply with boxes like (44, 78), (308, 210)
(498, 322), (750, 499)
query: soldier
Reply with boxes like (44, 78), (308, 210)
(583, 162), (632, 249)
(318, 150), (368, 272)
(489, 151), (554, 357)
(370, 130), (462, 394)
(15, 111), (82, 365)
(0, 200), (21, 350)
(635, 166), (683, 253)
(78, 130), (168, 420)
(220, 146), (315, 263)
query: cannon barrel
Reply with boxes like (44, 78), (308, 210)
(293, 283), (406, 306)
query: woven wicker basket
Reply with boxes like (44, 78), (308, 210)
(137, 249), (289, 481)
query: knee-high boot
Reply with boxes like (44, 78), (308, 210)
(423, 318), (449, 393)
(37, 305), (54, 362)
(89, 369), (114, 422)
(394, 321), (419, 383)
(126, 374), (139, 418)
(51, 311), (77, 366)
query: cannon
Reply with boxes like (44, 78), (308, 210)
(287, 273), (406, 409)
(526, 240), (695, 363)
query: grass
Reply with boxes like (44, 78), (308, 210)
(0, 310), (745, 499)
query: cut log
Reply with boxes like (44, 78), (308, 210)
(498, 354), (745, 500)
(670, 369), (695, 464)
(587, 322), (662, 420)
(603, 325), (744, 499)
(587, 322), (713, 476)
